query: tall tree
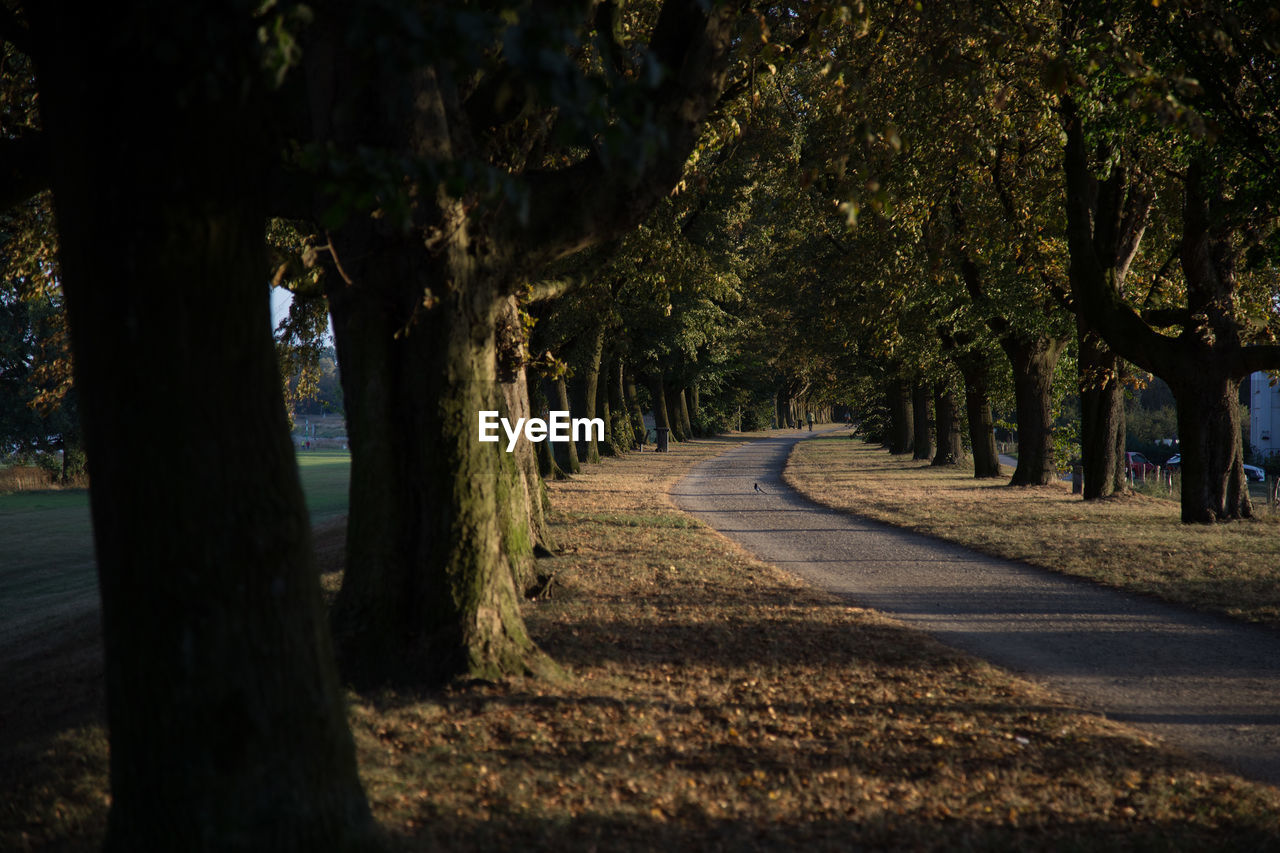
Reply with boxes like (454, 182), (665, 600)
(17, 2), (377, 848)
(1059, 0), (1280, 521)
(300, 1), (749, 685)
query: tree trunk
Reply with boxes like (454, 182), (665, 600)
(776, 389), (792, 428)
(649, 373), (672, 438)
(1076, 325), (1128, 499)
(327, 208), (556, 687)
(932, 382), (965, 466)
(571, 324), (605, 464)
(1060, 97), (1150, 501)
(664, 383), (687, 441)
(622, 365), (647, 446)
(911, 383), (932, 461)
(886, 379), (913, 454)
(1171, 375), (1251, 523)
(1003, 335), (1067, 486)
(688, 382), (701, 435)
(31, 4), (378, 847)
(496, 296), (554, 580)
(677, 387), (695, 439)
(531, 375), (567, 479)
(957, 358), (1002, 478)
(603, 356), (629, 454)
(550, 376), (582, 474)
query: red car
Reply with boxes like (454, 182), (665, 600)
(1126, 452), (1158, 479)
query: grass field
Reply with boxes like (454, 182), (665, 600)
(0, 452), (351, 629)
(7, 437), (1280, 850)
(785, 435), (1280, 630)
(295, 450), (353, 522)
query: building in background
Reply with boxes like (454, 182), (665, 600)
(1250, 372), (1280, 460)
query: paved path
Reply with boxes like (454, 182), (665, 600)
(671, 430), (1280, 785)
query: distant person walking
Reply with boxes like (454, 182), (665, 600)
(806, 411), (814, 431)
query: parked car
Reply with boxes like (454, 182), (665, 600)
(1126, 451), (1158, 479)
(1157, 455), (1262, 481)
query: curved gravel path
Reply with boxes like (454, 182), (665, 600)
(671, 430), (1280, 785)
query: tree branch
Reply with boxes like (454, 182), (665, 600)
(514, 0), (741, 266)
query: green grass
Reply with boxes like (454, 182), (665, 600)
(0, 452), (351, 625)
(295, 450), (352, 522)
(0, 489), (96, 622)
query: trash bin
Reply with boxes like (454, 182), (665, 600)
(655, 427), (670, 453)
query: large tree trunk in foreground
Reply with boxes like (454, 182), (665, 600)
(932, 383), (965, 466)
(327, 210), (555, 687)
(886, 379), (913, 454)
(32, 4), (377, 847)
(1004, 335), (1067, 486)
(911, 383), (932, 461)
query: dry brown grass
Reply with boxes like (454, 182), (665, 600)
(785, 436), (1280, 629)
(353, 436), (1280, 850)
(0, 466), (58, 494)
(7, 435), (1280, 851)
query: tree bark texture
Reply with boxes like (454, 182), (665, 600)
(1172, 375), (1251, 522)
(326, 208), (556, 686)
(531, 376), (567, 479)
(496, 296), (554, 580)
(688, 382), (701, 435)
(1076, 324), (1128, 498)
(664, 385), (688, 441)
(1003, 335), (1067, 486)
(956, 357), (1002, 478)
(571, 324), (605, 464)
(550, 376), (582, 474)
(603, 356), (630, 454)
(649, 373), (672, 437)
(677, 387), (695, 439)
(31, 3), (378, 848)
(622, 366), (647, 446)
